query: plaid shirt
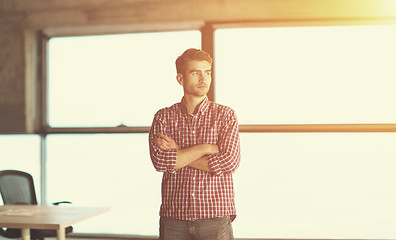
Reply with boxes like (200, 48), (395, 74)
(149, 97), (241, 221)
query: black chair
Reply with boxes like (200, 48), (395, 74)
(0, 170), (73, 240)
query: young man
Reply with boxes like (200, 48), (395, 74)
(149, 48), (241, 240)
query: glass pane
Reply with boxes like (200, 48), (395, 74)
(48, 31), (201, 127)
(46, 134), (161, 235)
(233, 133), (396, 239)
(215, 25), (396, 124)
(0, 135), (41, 204)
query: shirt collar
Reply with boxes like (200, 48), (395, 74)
(180, 97), (209, 116)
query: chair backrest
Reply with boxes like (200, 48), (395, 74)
(0, 170), (38, 205)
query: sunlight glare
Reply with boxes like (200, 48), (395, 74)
(215, 25), (396, 124)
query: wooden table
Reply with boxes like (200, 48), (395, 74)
(0, 205), (109, 240)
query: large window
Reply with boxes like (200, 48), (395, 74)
(234, 133), (396, 238)
(215, 25), (396, 124)
(214, 24), (396, 238)
(38, 23), (396, 239)
(48, 31), (201, 127)
(46, 134), (161, 234)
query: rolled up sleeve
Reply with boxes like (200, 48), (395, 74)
(206, 109), (241, 176)
(149, 110), (178, 174)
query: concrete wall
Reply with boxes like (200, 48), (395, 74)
(1, 0), (395, 133)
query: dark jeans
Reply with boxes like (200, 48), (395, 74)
(159, 216), (234, 240)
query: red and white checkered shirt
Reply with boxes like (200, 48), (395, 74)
(149, 97), (241, 221)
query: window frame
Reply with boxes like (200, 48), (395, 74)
(37, 17), (396, 230)
(40, 18), (396, 135)
(210, 18), (396, 133)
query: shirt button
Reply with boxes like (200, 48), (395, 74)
(192, 130), (195, 135)
(192, 193), (195, 197)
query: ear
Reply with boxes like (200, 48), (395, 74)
(176, 73), (183, 86)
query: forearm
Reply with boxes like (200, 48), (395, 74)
(175, 144), (218, 169)
(188, 157), (213, 172)
(206, 110), (241, 175)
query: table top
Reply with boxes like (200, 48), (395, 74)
(0, 205), (109, 230)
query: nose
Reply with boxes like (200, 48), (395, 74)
(198, 73), (205, 82)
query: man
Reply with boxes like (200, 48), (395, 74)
(149, 48), (241, 240)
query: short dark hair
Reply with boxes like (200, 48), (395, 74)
(175, 48), (213, 74)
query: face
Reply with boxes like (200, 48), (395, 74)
(177, 60), (212, 98)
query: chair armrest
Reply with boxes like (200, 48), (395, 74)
(52, 201), (72, 206)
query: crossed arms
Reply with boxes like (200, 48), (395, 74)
(149, 109), (241, 175)
(153, 134), (219, 172)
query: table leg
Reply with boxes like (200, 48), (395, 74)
(21, 228), (30, 240)
(57, 228), (66, 240)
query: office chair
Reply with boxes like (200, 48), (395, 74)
(0, 170), (73, 240)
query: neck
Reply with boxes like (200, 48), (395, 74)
(183, 95), (206, 114)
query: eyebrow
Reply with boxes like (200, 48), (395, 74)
(189, 69), (212, 73)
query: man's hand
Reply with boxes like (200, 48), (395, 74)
(207, 144), (220, 155)
(154, 134), (180, 150)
